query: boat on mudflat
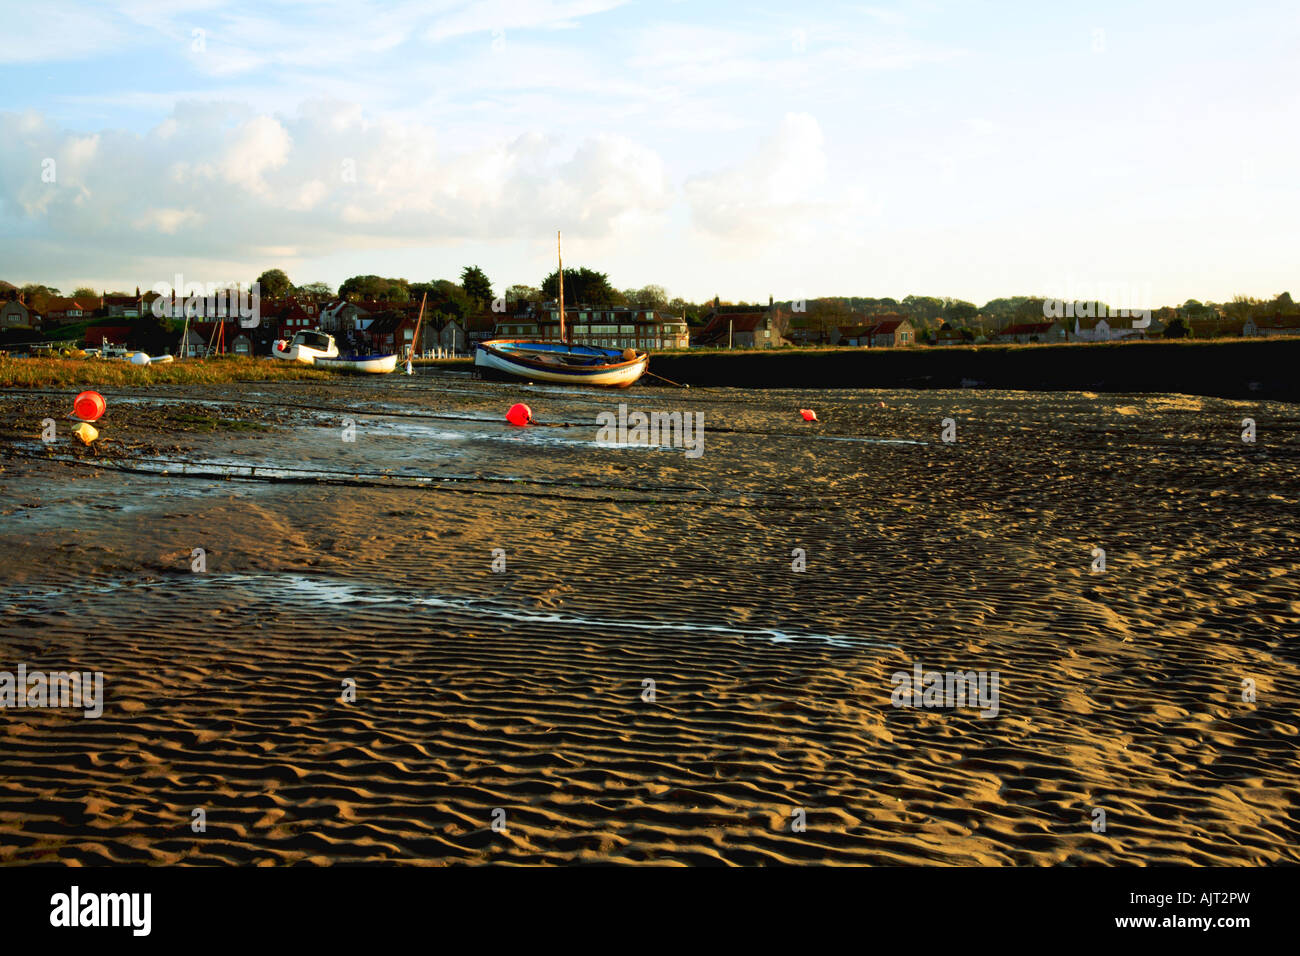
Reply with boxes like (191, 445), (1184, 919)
(473, 231), (649, 388)
(316, 352), (398, 374)
(272, 330), (340, 364)
(475, 339), (648, 388)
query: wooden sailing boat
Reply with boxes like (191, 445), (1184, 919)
(474, 232), (649, 388)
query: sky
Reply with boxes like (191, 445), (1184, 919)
(1, 0), (1297, 307)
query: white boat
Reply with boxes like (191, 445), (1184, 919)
(475, 339), (648, 388)
(473, 232), (649, 389)
(272, 330), (340, 364)
(316, 352), (399, 374)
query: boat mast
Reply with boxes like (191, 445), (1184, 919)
(557, 230), (566, 344)
(408, 292), (428, 364)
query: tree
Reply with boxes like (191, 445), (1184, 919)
(296, 281), (333, 297)
(72, 286), (98, 301)
(625, 285), (669, 309)
(339, 275), (411, 303)
(1163, 317), (1190, 338)
(20, 284), (58, 313)
(540, 267), (623, 307)
(460, 266), (493, 306)
(256, 269), (292, 299)
(944, 299), (979, 325)
(504, 284), (543, 303)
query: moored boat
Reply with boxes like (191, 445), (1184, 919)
(473, 231), (649, 388)
(272, 330), (340, 364)
(315, 352), (399, 374)
(475, 339), (648, 387)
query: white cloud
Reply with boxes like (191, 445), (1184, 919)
(685, 112), (829, 238)
(0, 102), (674, 269)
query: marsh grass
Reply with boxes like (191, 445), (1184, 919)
(0, 356), (332, 388)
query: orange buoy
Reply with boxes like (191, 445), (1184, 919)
(506, 403), (533, 427)
(73, 390), (106, 422)
(799, 408), (817, 422)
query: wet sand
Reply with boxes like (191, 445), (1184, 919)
(1, 372), (1297, 865)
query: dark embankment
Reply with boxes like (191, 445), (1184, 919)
(647, 339), (1300, 401)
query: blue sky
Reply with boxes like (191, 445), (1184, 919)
(1, 0), (1297, 306)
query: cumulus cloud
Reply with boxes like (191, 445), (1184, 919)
(0, 101), (675, 277)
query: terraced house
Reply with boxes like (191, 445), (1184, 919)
(491, 302), (689, 350)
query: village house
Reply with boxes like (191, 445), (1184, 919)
(42, 297), (91, 326)
(1189, 318), (1245, 339)
(1243, 315), (1300, 337)
(438, 318), (467, 354)
(0, 298), (41, 330)
(994, 320), (1068, 344)
(932, 321), (966, 346)
(867, 316), (915, 347)
(695, 304), (782, 349)
(100, 291), (143, 319)
(1072, 315), (1155, 342)
(463, 312), (498, 349)
(831, 314), (915, 347)
(488, 302), (690, 351)
(832, 323), (874, 347)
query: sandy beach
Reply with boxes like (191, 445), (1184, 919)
(0, 372), (1296, 865)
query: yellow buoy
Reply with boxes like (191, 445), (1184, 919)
(72, 422), (99, 445)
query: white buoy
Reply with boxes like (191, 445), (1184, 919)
(405, 360), (413, 375)
(130, 351), (151, 366)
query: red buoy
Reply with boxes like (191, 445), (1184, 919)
(799, 408), (817, 422)
(73, 390), (106, 422)
(506, 403), (533, 427)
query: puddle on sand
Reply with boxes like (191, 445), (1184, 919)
(0, 573), (897, 651)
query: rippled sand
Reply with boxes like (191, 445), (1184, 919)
(0, 375), (1297, 865)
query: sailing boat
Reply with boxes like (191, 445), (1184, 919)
(474, 232), (650, 388)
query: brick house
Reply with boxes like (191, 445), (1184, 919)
(0, 299), (41, 330)
(696, 306), (781, 348)
(43, 297), (91, 326)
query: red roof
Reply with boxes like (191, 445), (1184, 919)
(870, 318), (908, 334)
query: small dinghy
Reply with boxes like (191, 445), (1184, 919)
(315, 352), (398, 374)
(475, 339), (648, 388)
(272, 330), (340, 364)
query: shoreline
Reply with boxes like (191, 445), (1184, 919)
(423, 338), (1300, 402)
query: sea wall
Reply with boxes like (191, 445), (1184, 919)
(646, 339), (1300, 401)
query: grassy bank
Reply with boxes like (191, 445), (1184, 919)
(646, 338), (1300, 401)
(0, 356), (332, 388)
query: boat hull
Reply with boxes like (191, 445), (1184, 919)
(271, 341), (339, 364)
(474, 340), (648, 388)
(316, 354), (398, 374)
